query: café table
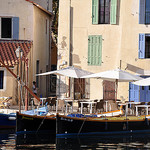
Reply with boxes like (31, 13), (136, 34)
(126, 102), (141, 115)
(80, 101), (96, 114)
(135, 105), (150, 116)
(40, 98), (47, 106)
(64, 99), (73, 114)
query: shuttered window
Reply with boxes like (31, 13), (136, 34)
(139, 34), (150, 59)
(139, 0), (150, 24)
(0, 17), (19, 39)
(92, 0), (99, 24)
(110, 0), (117, 24)
(92, 0), (117, 24)
(12, 17), (19, 40)
(129, 82), (139, 102)
(139, 34), (145, 58)
(88, 35), (102, 66)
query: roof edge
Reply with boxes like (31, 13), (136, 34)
(25, 0), (53, 17)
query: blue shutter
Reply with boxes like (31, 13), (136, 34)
(129, 82), (139, 102)
(139, 34), (145, 59)
(139, 0), (145, 24)
(12, 17), (19, 40)
(145, 0), (150, 24)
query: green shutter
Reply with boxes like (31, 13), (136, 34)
(88, 35), (102, 66)
(110, 0), (117, 24)
(92, 0), (98, 24)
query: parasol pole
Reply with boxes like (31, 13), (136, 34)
(115, 79), (118, 103)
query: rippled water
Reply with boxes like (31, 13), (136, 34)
(1, 130), (150, 149)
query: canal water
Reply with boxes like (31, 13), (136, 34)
(1, 130), (150, 149)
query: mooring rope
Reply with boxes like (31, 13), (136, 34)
(78, 117), (86, 135)
(36, 116), (47, 134)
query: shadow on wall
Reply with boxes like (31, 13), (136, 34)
(73, 54), (81, 64)
(126, 64), (144, 75)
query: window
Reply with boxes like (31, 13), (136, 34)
(88, 35), (102, 66)
(1, 18), (12, 38)
(139, 34), (150, 58)
(0, 71), (4, 89)
(139, 0), (150, 24)
(0, 17), (19, 39)
(92, 0), (117, 24)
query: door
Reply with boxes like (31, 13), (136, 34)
(139, 76), (150, 102)
(129, 82), (139, 102)
(140, 86), (150, 102)
(103, 80), (115, 100)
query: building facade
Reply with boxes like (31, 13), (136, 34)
(57, 0), (150, 102)
(0, 0), (53, 104)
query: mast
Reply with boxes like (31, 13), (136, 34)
(0, 58), (40, 102)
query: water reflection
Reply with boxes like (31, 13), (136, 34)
(56, 134), (150, 149)
(1, 130), (150, 149)
(16, 133), (56, 149)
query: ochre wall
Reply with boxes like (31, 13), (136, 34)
(58, 0), (150, 101)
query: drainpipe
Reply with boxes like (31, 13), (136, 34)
(69, 0), (71, 66)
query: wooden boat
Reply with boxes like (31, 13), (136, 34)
(0, 113), (16, 129)
(56, 114), (150, 137)
(97, 109), (124, 117)
(16, 112), (56, 134)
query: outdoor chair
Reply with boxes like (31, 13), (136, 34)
(136, 102), (145, 115)
(78, 100), (89, 113)
(32, 98), (40, 109)
(0, 97), (12, 109)
(50, 98), (57, 110)
(96, 101), (104, 113)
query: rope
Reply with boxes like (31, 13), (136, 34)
(36, 116), (47, 134)
(78, 117), (86, 135)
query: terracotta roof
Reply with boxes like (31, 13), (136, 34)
(0, 40), (32, 66)
(25, 0), (53, 17)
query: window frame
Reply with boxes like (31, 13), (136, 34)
(0, 69), (6, 91)
(0, 16), (19, 40)
(92, 0), (117, 25)
(139, 0), (150, 24)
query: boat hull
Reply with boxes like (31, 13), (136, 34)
(56, 114), (150, 137)
(0, 113), (16, 129)
(16, 112), (56, 134)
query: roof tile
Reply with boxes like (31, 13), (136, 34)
(0, 40), (32, 67)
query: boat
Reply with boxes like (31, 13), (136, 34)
(97, 109), (124, 117)
(0, 113), (16, 129)
(56, 114), (150, 137)
(16, 112), (56, 134)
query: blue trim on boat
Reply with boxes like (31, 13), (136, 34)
(56, 129), (150, 138)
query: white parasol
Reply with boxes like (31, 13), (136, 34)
(82, 69), (142, 101)
(37, 66), (93, 78)
(133, 77), (150, 86)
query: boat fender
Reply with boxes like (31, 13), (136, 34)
(123, 122), (128, 130)
(8, 117), (16, 120)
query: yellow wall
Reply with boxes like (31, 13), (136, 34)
(58, 0), (150, 101)
(0, 0), (52, 102)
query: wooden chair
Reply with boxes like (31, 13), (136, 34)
(96, 101), (104, 113)
(0, 97), (12, 109)
(50, 98), (57, 110)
